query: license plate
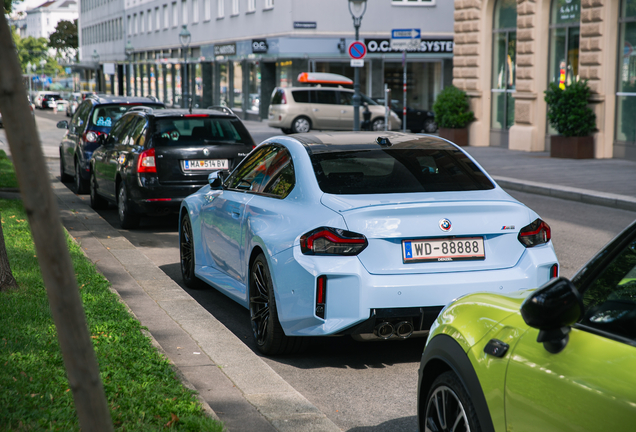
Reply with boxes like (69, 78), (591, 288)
(402, 237), (485, 263)
(183, 159), (229, 171)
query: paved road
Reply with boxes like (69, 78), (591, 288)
(6, 110), (636, 431)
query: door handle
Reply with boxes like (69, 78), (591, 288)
(232, 211), (240, 219)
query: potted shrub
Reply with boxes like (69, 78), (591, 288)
(544, 80), (596, 159)
(432, 86), (475, 146)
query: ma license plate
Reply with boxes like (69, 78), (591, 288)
(402, 237), (485, 263)
(183, 159), (229, 171)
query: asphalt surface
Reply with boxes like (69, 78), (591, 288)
(2, 115), (636, 431)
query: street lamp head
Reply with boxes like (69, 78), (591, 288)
(179, 25), (191, 48)
(348, 0), (367, 20)
(92, 49), (100, 63)
(39, 58), (46, 67)
(125, 40), (134, 58)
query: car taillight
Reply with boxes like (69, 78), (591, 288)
(300, 227), (368, 255)
(316, 275), (326, 319)
(83, 131), (105, 143)
(137, 147), (157, 173)
(518, 218), (551, 248)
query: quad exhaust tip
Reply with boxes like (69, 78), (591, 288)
(373, 321), (414, 340)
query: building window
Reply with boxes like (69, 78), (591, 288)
(491, 0), (516, 131)
(128, 14), (132, 36)
(182, 0), (188, 24)
(193, 0), (199, 22)
(163, 4), (169, 28)
(140, 11), (145, 33)
(616, 0), (636, 143)
(172, 2), (178, 26)
(217, 0), (224, 18)
(231, 0), (238, 15)
(264, 0), (273, 9)
(391, 0), (435, 4)
(204, 0), (211, 20)
(134, 13), (138, 34)
(148, 9), (152, 32)
(547, 0), (580, 135)
(156, 7), (160, 31)
(247, 0), (255, 12)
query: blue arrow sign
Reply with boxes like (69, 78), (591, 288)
(391, 29), (421, 39)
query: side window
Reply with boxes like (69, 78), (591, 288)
(121, 117), (141, 146)
(109, 115), (134, 144)
(72, 101), (92, 132)
(580, 238), (636, 342)
(226, 145), (293, 197)
(291, 90), (310, 103)
(339, 91), (353, 106)
(130, 117), (148, 147)
(314, 90), (338, 105)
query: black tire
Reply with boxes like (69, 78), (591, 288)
(117, 182), (140, 229)
(89, 170), (108, 210)
(180, 213), (205, 289)
(422, 371), (482, 432)
(424, 118), (438, 133)
(249, 253), (307, 355)
(74, 161), (89, 194)
(59, 153), (72, 182)
(291, 116), (311, 134)
(281, 128), (293, 134)
(372, 118), (386, 131)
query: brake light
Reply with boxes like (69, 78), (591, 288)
(300, 227), (368, 255)
(137, 147), (157, 173)
(518, 219), (551, 248)
(316, 275), (326, 319)
(185, 114), (209, 118)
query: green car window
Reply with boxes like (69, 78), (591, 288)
(580, 238), (636, 342)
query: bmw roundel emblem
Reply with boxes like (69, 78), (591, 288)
(439, 218), (452, 232)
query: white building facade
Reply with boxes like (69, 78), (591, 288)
(26, 0), (78, 39)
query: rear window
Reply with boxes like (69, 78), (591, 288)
(292, 90), (309, 103)
(311, 148), (494, 194)
(271, 88), (285, 105)
(90, 104), (163, 128)
(152, 117), (253, 146)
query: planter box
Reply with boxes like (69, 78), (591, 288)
(550, 135), (594, 159)
(438, 127), (469, 146)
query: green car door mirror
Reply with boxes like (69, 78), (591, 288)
(521, 277), (584, 353)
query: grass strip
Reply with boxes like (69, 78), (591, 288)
(0, 150), (18, 189)
(0, 166), (223, 431)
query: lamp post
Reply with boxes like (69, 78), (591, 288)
(179, 25), (191, 109)
(39, 58), (46, 91)
(27, 62), (33, 95)
(92, 50), (100, 92)
(348, 0), (367, 131)
(125, 41), (134, 96)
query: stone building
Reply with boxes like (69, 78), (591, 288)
(453, 0), (636, 161)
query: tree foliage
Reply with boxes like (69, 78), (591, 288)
(3, 0), (23, 13)
(11, 27), (61, 75)
(544, 80), (596, 137)
(49, 19), (78, 61)
(432, 86), (475, 129)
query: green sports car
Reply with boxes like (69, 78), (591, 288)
(417, 219), (636, 432)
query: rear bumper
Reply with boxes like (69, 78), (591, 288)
(129, 180), (205, 214)
(268, 244), (557, 337)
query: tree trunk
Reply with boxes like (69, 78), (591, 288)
(0, 212), (18, 291)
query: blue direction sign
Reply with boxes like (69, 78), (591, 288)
(392, 28), (421, 39)
(348, 41), (367, 60)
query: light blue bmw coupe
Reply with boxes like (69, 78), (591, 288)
(179, 132), (558, 355)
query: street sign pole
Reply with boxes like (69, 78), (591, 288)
(391, 29), (420, 133)
(403, 50), (407, 132)
(348, 40), (367, 131)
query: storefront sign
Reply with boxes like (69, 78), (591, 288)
(252, 39), (268, 53)
(294, 21), (317, 29)
(365, 38), (454, 54)
(214, 43), (237, 56)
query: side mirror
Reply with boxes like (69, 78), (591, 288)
(56, 120), (69, 129)
(520, 277), (584, 354)
(208, 170), (226, 190)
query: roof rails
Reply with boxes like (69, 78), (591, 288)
(127, 106), (154, 113)
(207, 106), (235, 115)
(145, 95), (160, 102)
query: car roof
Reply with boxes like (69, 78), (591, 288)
(291, 132), (458, 154)
(86, 94), (164, 105)
(140, 108), (239, 119)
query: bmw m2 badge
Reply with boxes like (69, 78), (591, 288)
(439, 218), (452, 232)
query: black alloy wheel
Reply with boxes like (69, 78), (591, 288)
(180, 213), (204, 289)
(117, 182), (140, 229)
(424, 118), (438, 134)
(423, 371), (481, 432)
(249, 254), (307, 356)
(74, 161), (89, 194)
(59, 153), (72, 182)
(89, 171), (108, 210)
(281, 128), (293, 134)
